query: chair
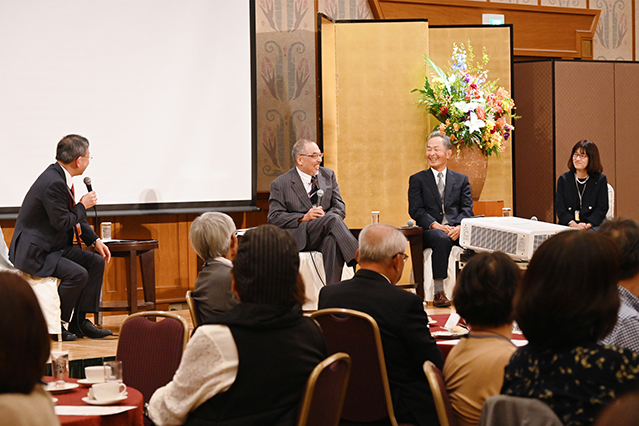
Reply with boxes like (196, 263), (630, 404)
(185, 290), (201, 328)
(297, 352), (352, 426)
(606, 183), (615, 220)
(310, 308), (406, 426)
(423, 361), (458, 426)
(422, 246), (464, 302)
(1, 226), (62, 339)
(478, 395), (563, 426)
(300, 252), (355, 311)
(116, 311), (190, 407)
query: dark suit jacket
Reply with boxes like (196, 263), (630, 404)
(319, 269), (444, 426)
(555, 171), (608, 227)
(9, 163), (98, 277)
(408, 168), (474, 228)
(193, 259), (239, 324)
(268, 167), (346, 250)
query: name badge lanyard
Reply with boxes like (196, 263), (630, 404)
(574, 174), (588, 222)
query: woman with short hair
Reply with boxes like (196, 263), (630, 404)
(502, 231), (639, 426)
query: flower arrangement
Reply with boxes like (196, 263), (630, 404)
(412, 43), (517, 157)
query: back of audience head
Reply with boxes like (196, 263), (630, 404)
(190, 212), (237, 261)
(515, 230), (620, 349)
(358, 223), (408, 265)
(232, 224), (305, 308)
(599, 218), (639, 281)
(0, 271), (50, 395)
(454, 251), (520, 328)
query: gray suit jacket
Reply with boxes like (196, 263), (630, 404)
(193, 259), (239, 324)
(268, 167), (346, 250)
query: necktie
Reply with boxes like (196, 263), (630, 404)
(310, 175), (319, 206)
(437, 172), (445, 201)
(69, 184), (83, 249)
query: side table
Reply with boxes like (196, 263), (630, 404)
(100, 240), (159, 316)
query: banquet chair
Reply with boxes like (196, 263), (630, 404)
(478, 395), (563, 426)
(310, 308), (412, 426)
(116, 311), (190, 409)
(297, 352), (352, 426)
(422, 246), (464, 302)
(423, 361), (458, 426)
(185, 290), (201, 328)
(606, 183), (615, 220)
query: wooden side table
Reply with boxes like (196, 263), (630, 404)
(101, 240), (158, 315)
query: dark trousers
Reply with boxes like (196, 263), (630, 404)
(422, 228), (459, 280)
(53, 246), (105, 322)
(304, 212), (358, 285)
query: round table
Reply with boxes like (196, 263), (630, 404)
(45, 377), (144, 426)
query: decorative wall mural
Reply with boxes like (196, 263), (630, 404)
(592, 0), (632, 60)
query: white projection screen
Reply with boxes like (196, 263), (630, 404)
(0, 0), (256, 218)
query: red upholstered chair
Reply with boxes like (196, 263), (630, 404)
(116, 311), (190, 407)
(297, 352), (352, 426)
(311, 308), (412, 426)
(423, 361), (458, 426)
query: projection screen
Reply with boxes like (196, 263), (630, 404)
(0, 0), (256, 218)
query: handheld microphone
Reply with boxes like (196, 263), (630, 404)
(407, 219), (416, 227)
(83, 176), (93, 192)
(314, 189), (324, 207)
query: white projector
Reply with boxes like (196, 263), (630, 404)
(459, 216), (574, 261)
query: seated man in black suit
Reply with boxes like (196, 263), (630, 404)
(10, 134), (112, 340)
(319, 223), (444, 426)
(408, 131), (474, 307)
(268, 139), (358, 284)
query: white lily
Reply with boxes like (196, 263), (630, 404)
(454, 101), (479, 113)
(465, 111), (485, 134)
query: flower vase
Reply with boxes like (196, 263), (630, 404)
(447, 144), (488, 202)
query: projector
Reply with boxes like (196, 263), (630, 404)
(459, 217), (574, 261)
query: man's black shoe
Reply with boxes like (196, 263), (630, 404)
(69, 319), (113, 339)
(51, 324), (77, 341)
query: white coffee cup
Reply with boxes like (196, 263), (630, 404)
(90, 382), (127, 401)
(85, 366), (105, 383)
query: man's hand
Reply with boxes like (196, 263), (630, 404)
(430, 222), (451, 233)
(79, 191), (98, 209)
(447, 225), (461, 241)
(300, 206), (325, 222)
(95, 239), (111, 263)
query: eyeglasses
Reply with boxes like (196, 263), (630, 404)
(82, 155), (93, 160)
(395, 252), (409, 263)
(572, 153), (587, 159)
(299, 153), (324, 160)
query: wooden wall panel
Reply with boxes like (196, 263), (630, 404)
(513, 61), (555, 222)
(614, 63), (639, 221)
(554, 62), (615, 190)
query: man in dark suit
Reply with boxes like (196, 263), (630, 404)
(10, 134), (112, 340)
(319, 223), (444, 426)
(409, 132), (474, 307)
(268, 139), (358, 284)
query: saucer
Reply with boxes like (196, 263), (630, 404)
(45, 382), (79, 394)
(82, 395), (127, 405)
(78, 378), (104, 386)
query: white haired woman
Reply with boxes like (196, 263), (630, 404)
(190, 212), (239, 323)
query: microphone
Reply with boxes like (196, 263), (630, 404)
(407, 219), (416, 227)
(83, 176), (93, 192)
(314, 189), (324, 207)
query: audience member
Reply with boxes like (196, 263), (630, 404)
(268, 139), (358, 284)
(408, 131), (474, 307)
(149, 225), (327, 426)
(502, 231), (639, 426)
(599, 218), (639, 353)
(444, 252), (521, 426)
(593, 390), (639, 426)
(318, 223), (444, 426)
(0, 271), (60, 426)
(189, 212), (239, 323)
(556, 140), (608, 230)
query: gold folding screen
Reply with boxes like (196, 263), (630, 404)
(320, 18), (513, 229)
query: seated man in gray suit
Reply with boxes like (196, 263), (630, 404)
(190, 212), (239, 323)
(319, 223), (444, 426)
(409, 131), (474, 307)
(268, 139), (358, 284)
